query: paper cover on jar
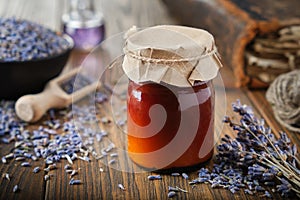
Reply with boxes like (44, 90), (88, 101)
(122, 25), (223, 87)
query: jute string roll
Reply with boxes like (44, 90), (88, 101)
(266, 70), (300, 132)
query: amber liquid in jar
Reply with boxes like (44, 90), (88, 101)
(127, 80), (214, 171)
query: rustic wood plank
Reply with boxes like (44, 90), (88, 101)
(0, 140), (46, 200)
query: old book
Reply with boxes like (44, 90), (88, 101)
(162, 0), (300, 88)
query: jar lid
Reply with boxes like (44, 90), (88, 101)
(122, 25), (223, 87)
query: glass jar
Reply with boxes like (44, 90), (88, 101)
(127, 79), (215, 170)
(122, 25), (222, 171)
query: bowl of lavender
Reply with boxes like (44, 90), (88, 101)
(0, 18), (74, 100)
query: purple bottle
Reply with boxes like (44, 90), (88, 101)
(62, 0), (105, 51)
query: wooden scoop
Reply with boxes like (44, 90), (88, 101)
(15, 68), (99, 122)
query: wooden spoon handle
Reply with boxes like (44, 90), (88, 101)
(15, 88), (69, 123)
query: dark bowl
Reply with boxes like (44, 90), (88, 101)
(0, 34), (74, 100)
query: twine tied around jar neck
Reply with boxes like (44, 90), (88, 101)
(123, 46), (218, 64)
(122, 25), (223, 87)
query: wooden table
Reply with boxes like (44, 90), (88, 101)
(0, 1), (299, 199)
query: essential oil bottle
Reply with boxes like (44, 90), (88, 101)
(62, 0), (105, 51)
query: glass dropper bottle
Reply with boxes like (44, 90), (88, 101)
(62, 0), (105, 51)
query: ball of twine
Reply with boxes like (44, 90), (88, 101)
(266, 70), (300, 132)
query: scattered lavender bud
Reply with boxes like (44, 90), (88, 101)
(168, 186), (179, 192)
(64, 164), (72, 170)
(261, 191), (272, 198)
(4, 173), (10, 181)
(45, 159), (53, 165)
(253, 180), (259, 186)
(53, 123), (60, 130)
(78, 156), (90, 162)
(101, 149), (108, 156)
(33, 167), (40, 173)
(176, 186), (188, 193)
(244, 189), (253, 195)
(23, 153), (32, 158)
(96, 155), (105, 160)
(63, 154), (73, 165)
(264, 181), (275, 186)
(211, 183), (220, 188)
(116, 120), (126, 126)
(105, 143), (115, 152)
(44, 175), (50, 181)
(100, 117), (111, 124)
(65, 170), (73, 174)
(167, 191), (176, 198)
(44, 164), (57, 172)
(1, 157), (7, 164)
(230, 187), (238, 194)
(15, 157), (26, 161)
(147, 175), (162, 180)
(255, 186), (265, 192)
(21, 162), (31, 167)
(5, 153), (14, 159)
(70, 169), (80, 178)
(171, 173), (180, 176)
(272, 188), (276, 193)
(182, 173), (189, 180)
(110, 153), (118, 157)
(92, 151), (98, 158)
(108, 159), (116, 165)
(13, 185), (19, 193)
(95, 92), (108, 103)
(69, 178), (82, 185)
(118, 184), (125, 191)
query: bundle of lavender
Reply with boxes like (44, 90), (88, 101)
(190, 100), (300, 198)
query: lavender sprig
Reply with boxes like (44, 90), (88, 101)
(224, 100), (300, 197)
(191, 100), (300, 198)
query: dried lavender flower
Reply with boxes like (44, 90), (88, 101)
(1, 157), (7, 164)
(175, 186), (188, 193)
(108, 159), (116, 165)
(20, 162), (31, 167)
(13, 185), (19, 193)
(15, 156), (25, 161)
(110, 153), (118, 157)
(244, 189), (253, 195)
(168, 186), (179, 192)
(33, 167), (40, 173)
(189, 100), (300, 198)
(4, 173), (10, 181)
(64, 164), (72, 170)
(167, 191), (176, 198)
(69, 178), (82, 185)
(70, 169), (79, 178)
(44, 175), (50, 181)
(147, 175), (162, 180)
(261, 191), (272, 198)
(182, 173), (189, 180)
(44, 164), (57, 172)
(118, 183), (125, 191)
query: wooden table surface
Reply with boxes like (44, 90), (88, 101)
(0, 1), (299, 200)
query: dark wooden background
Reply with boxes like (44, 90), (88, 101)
(0, 0), (299, 199)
